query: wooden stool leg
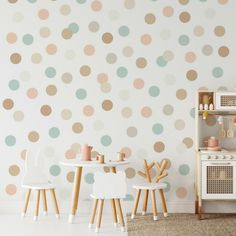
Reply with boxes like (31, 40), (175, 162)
(159, 189), (168, 217)
(150, 190), (158, 221)
(34, 190), (40, 221)
(50, 189), (60, 219)
(195, 200), (199, 214)
(198, 197), (202, 220)
(110, 199), (118, 227)
(95, 199), (104, 233)
(142, 190), (149, 215)
(42, 190), (48, 215)
(22, 189), (31, 217)
(89, 199), (98, 228)
(115, 199), (125, 232)
(131, 189), (141, 219)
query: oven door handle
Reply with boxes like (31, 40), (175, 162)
(211, 162), (232, 165)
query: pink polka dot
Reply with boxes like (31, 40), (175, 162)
(6, 184), (17, 195)
(133, 78), (144, 89)
(163, 6), (174, 17)
(141, 34), (152, 45)
(38, 9), (49, 20)
(120, 147), (132, 158)
(21, 149), (27, 160)
(83, 105), (94, 116)
(65, 149), (76, 159)
(91, 0), (102, 11)
(84, 44), (95, 56)
(27, 88), (38, 99)
(46, 43), (57, 55)
(97, 73), (108, 84)
(141, 106), (152, 118)
(6, 32), (17, 44)
(218, 0), (228, 4)
(176, 187), (187, 198)
(185, 51), (196, 63)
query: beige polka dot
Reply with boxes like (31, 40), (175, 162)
(61, 28), (73, 39)
(66, 171), (74, 183)
(125, 168), (136, 179)
(31, 53), (42, 64)
(193, 25), (204, 37)
(102, 100), (113, 111)
(154, 141), (165, 153)
(8, 0), (18, 3)
(176, 187), (187, 198)
(103, 166), (110, 173)
(71, 143), (81, 153)
(163, 50), (174, 61)
(28, 131), (39, 142)
(46, 85), (57, 96)
(163, 6), (174, 17)
(65, 149), (76, 159)
(214, 25), (225, 37)
(97, 73), (108, 84)
(91, 0), (102, 11)
(10, 53), (21, 64)
(102, 32), (113, 44)
(179, 11), (191, 23)
(183, 137), (193, 148)
(84, 44), (95, 56)
(60, 4), (71, 16)
(72, 122), (83, 133)
(176, 89), (187, 100)
(40, 105), (52, 116)
(122, 46), (134, 57)
(106, 53), (117, 64)
(6, 32), (17, 44)
(80, 65), (91, 76)
(218, 46), (229, 57)
(161, 158), (171, 169)
(206, 116), (216, 126)
(136, 57), (147, 68)
(40, 27), (50, 38)
(121, 107), (132, 118)
(3, 98), (14, 110)
(27, 88), (38, 99)
(163, 104), (174, 115)
(13, 110), (24, 121)
(38, 9), (49, 20)
(46, 44), (57, 55)
(178, 0), (189, 4)
(185, 51), (196, 63)
(83, 105), (94, 116)
(9, 165), (20, 176)
(141, 106), (152, 118)
(6, 184), (17, 195)
(100, 82), (112, 93)
(120, 147), (132, 158)
(141, 34), (152, 45)
(61, 109), (72, 120)
(202, 45), (213, 56)
(145, 13), (156, 24)
(88, 21), (100, 32)
(133, 78), (144, 89)
(127, 127), (137, 137)
(186, 69), (198, 81)
(124, 0), (135, 9)
(61, 72), (73, 84)
(175, 119), (185, 130)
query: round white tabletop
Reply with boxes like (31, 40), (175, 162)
(60, 159), (130, 168)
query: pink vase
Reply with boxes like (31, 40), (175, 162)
(82, 144), (93, 161)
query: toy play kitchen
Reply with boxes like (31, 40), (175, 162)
(195, 91), (236, 219)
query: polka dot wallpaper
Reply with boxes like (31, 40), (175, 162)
(0, 0), (235, 209)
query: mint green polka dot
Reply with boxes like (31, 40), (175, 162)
(179, 164), (190, 175)
(45, 67), (56, 78)
(118, 26), (130, 37)
(190, 108), (195, 118)
(84, 173), (94, 184)
(124, 194), (134, 201)
(76, 89), (87, 100)
(101, 135), (112, 146)
(163, 181), (170, 192)
(50, 165), (61, 176)
(152, 123), (164, 134)
(156, 56), (167, 67)
(8, 80), (20, 91)
(149, 86), (160, 97)
(5, 135), (16, 146)
(178, 35), (190, 46)
(49, 127), (60, 138)
(27, 0), (37, 2)
(69, 23), (79, 33)
(22, 34), (34, 45)
(212, 67), (223, 78)
(117, 67), (128, 78)
(76, 0), (86, 3)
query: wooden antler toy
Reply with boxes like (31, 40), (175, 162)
(154, 160), (168, 183)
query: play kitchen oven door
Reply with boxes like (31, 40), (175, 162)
(201, 158), (236, 199)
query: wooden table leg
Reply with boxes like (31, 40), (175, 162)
(159, 189), (168, 217)
(110, 199), (118, 227)
(42, 190), (48, 215)
(22, 189), (31, 217)
(69, 167), (83, 223)
(142, 190), (149, 215)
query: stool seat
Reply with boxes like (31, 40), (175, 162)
(133, 182), (167, 190)
(22, 183), (55, 190)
